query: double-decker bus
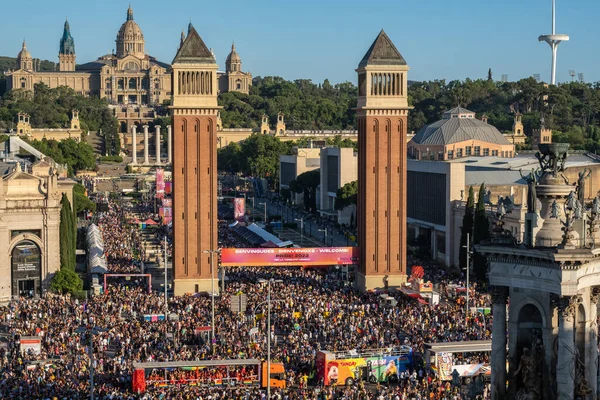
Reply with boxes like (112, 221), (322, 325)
(316, 346), (413, 386)
(132, 359), (285, 393)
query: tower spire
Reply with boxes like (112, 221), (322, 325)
(127, 4), (133, 21)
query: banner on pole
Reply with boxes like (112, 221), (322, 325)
(221, 247), (360, 267)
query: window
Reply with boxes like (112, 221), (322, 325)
(456, 148), (463, 158)
(447, 150), (454, 160)
(483, 148), (489, 156)
(465, 146), (472, 156)
(474, 146), (481, 156)
(129, 78), (137, 90)
(492, 150), (498, 156)
(437, 152), (444, 160)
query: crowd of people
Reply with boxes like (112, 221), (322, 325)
(0, 197), (493, 399)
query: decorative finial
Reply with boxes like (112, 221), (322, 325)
(188, 21), (194, 34)
(232, 41), (235, 51)
(127, 4), (133, 21)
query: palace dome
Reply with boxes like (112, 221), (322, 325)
(115, 6), (145, 58)
(17, 41), (32, 62)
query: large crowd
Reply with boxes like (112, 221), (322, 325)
(0, 197), (493, 399)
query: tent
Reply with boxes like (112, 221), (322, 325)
(144, 219), (158, 225)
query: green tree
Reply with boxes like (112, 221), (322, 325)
(50, 267), (83, 294)
(59, 193), (76, 271)
(290, 169), (320, 212)
(73, 183), (96, 214)
(335, 180), (358, 211)
(459, 186), (475, 268)
(473, 183), (491, 280)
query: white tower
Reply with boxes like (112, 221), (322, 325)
(538, 0), (569, 85)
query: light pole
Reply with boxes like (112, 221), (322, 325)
(258, 202), (267, 224)
(318, 228), (328, 246)
(295, 218), (304, 246)
(76, 322), (104, 400)
(266, 278), (283, 399)
(462, 233), (472, 320)
(203, 249), (221, 353)
(163, 235), (168, 320)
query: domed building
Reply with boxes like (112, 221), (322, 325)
(5, 6), (252, 132)
(218, 42), (252, 94)
(408, 107), (515, 160)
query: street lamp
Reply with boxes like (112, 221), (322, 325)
(318, 228), (328, 246)
(203, 248), (221, 353)
(76, 322), (105, 400)
(258, 202), (267, 225)
(295, 218), (304, 246)
(462, 233), (472, 320)
(266, 278), (283, 399)
(163, 235), (168, 320)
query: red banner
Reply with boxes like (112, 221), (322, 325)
(221, 247), (359, 267)
(156, 168), (165, 199)
(233, 198), (245, 221)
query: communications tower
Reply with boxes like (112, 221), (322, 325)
(538, 0), (569, 85)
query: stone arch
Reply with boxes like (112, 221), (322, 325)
(9, 234), (44, 298)
(576, 302), (586, 365)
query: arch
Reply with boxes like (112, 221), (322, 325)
(576, 303), (586, 365)
(10, 235), (44, 298)
(513, 298), (548, 328)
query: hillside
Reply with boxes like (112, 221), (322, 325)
(0, 56), (57, 75)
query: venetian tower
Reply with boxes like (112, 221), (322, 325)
(355, 30), (411, 290)
(59, 19), (76, 72)
(171, 23), (220, 294)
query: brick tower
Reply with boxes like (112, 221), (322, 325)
(171, 24), (220, 295)
(356, 30), (411, 290)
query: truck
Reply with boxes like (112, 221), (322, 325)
(316, 346), (412, 386)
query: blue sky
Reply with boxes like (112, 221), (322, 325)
(2, 0), (598, 84)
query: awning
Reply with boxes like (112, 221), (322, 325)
(144, 219), (158, 225)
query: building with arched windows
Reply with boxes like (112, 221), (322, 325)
(0, 158), (74, 301)
(4, 6), (251, 132)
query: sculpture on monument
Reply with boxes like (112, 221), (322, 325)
(535, 143), (568, 175)
(576, 168), (591, 206)
(550, 200), (560, 219)
(514, 345), (543, 400)
(520, 169), (539, 213)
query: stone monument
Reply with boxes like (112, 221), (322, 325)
(478, 143), (600, 400)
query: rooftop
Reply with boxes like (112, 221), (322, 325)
(358, 30), (407, 68)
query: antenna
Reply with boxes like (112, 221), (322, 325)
(533, 74), (541, 82)
(538, 0), (569, 85)
(578, 73), (584, 83)
(569, 70), (576, 81)
(501, 74), (508, 83)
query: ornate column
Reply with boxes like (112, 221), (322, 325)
(131, 125), (137, 165)
(589, 288), (600, 397)
(167, 125), (172, 164)
(143, 125), (149, 165)
(490, 286), (508, 400)
(554, 295), (577, 400)
(155, 125), (161, 164)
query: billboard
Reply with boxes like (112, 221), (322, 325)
(221, 247), (359, 267)
(162, 198), (172, 207)
(233, 198), (245, 221)
(156, 169), (165, 199)
(20, 336), (42, 355)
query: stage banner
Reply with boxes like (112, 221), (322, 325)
(162, 198), (172, 207)
(233, 198), (245, 221)
(221, 247), (360, 267)
(165, 181), (172, 194)
(156, 169), (165, 199)
(162, 207), (172, 225)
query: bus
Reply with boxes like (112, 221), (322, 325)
(317, 346), (412, 386)
(132, 359), (285, 393)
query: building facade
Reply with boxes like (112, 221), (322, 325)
(171, 24), (220, 295)
(318, 147), (357, 225)
(16, 110), (82, 142)
(0, 160), (74, 301)
(279, 148), (321, 205)
(4, 7), (251, 133)
(408, 107), (515, 160)
(356, 30), (410, 290)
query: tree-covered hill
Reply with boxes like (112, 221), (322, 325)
(218, 76), (600, 151)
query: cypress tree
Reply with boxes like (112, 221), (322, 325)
(459, 186), (475, 268)
(473, 183), (491, 280)
(59, 194), (76, 270)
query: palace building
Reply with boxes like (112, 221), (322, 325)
(4, 7), (251, 128)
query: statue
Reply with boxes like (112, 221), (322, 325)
(520, 169), (539, 213)
(550, 200), (560, 219)
(484, 188), (492, 205)
(514, 347), (542, 400)
(576, 168), (592, 206)
(593, 195), (600, 217)
(573, 200), (584, 220)
(496, 198), (507, 220)
(566, 191), (577, 211)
